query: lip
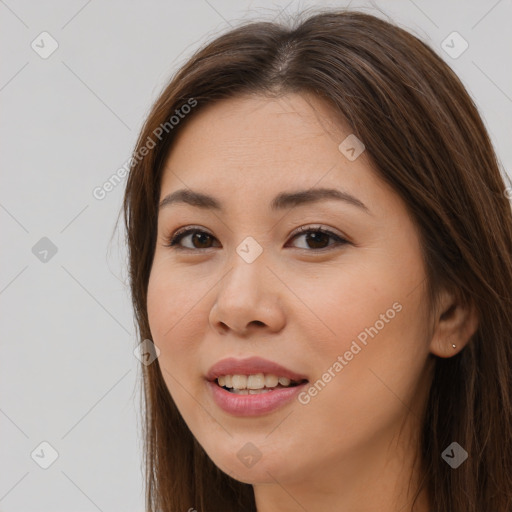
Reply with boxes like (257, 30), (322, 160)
(205, 356), (308, 382)
(205, 356), (308, 417)
(206, 380), (308, 416)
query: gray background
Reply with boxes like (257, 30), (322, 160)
(1, 0), (511, 511)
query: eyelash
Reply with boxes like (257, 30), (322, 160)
(164, 225), (349, 252)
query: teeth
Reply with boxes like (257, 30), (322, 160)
(232, 389), (248, 395)
(233, 388), (273, 395)
(247, 374), (265, 389)
(216, 373), (301, 390)
(265, 374), (278, 387)
(232, 375), (247, 389)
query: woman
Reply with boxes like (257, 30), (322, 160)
(122, 8), (512, 511)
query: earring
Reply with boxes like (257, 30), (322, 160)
(452, 344), (456, 349)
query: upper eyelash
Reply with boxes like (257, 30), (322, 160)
(164, 225), (348, 251)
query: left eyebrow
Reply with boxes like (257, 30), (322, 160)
(158, 187), (371, 214)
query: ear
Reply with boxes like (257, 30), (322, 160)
(429, 288), (479, 358)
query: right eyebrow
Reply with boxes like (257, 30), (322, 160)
(158, 187), (371, 214)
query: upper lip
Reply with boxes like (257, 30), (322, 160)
(206, 356), (308, 382)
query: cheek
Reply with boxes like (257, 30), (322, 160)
(146, 266), (202, 380)
(296, 255), (429, 415)
(146, 269), (205, 422)
(294, 258), (391, 349)
(147, 260), (205, 342)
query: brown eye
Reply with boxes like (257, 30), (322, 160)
(165, 225), (348, 252)
(166, 228), (218, 249)
(288, 226), (348, 251)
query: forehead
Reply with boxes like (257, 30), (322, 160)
(157, 93), (407, 227)
(161, 93), (364, 188)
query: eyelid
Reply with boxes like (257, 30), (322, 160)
(164, 224), (349, 251)
(291, 224), (346, 240)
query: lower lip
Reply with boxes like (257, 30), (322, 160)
(206, 380), (308, 417)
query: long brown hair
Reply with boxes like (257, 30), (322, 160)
(122, 8), (512, 511)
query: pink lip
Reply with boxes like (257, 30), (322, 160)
(206, 380), (308, 416)
(205, 356), (308, 382)
(205, 356), (308, 417)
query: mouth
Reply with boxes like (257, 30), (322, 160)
(214, 373), (308, 394)
(206, 355), (309, 384)
(205, 357), (309, 416)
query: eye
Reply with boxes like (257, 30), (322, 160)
(288, 225), (349, 250)
(164, 225), (349, 252)
(165, 226), (219, 250)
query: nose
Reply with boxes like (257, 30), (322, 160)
(209, 252), (286, 337)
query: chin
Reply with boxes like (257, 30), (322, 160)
(220, 462), (283, 485)
(206, 446), (298, 485)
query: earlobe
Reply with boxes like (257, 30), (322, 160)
(428, 291), (479, 358)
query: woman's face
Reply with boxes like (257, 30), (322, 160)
(147, 92), (434, 488)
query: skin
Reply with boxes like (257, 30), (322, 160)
(146, 92), (478, 511)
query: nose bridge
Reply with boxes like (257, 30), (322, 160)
(210, 237), (285, 333)
(221, 237), (268, 303)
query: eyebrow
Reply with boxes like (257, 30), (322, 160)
(158, 187), (370, 214)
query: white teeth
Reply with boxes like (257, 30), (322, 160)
(265, 374), (278, 387)
(232, 375), (247, 389)
(216, 373), (301, 390)
(247, 373), (265, 389)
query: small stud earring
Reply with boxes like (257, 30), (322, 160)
(452, 344), (456, 349)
